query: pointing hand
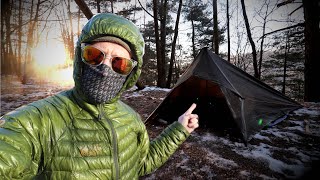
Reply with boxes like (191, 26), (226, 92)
(178, 103), (199, 133)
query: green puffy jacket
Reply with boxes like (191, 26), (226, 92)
(0, 13), (190, 179)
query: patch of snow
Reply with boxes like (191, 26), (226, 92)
(123, 92), (143, 98)
(239, 170), (250, 177)
(234, 143), (310, 178)
(294, 107), (320, 117)
(253, 133), (271, 141)
(202, 148), (238, 169)
(141, 86), (171, 92)
(258, 174), (278, 180)
(200, 132), (219, 142)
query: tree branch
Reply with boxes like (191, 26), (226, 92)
(137, 0), (161, 21)
(289, 5), (303, 16)
(74, 0), (93, 19)
(259, 22), (305, 40)
(277, 0), (295, 7)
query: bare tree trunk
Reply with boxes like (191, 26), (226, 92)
(213, 0), (219, 54)
(23, 0), (36, 84)
(174, 40), (181, 81)
(258, 16), (267, 79)
(67, 0), (74, 61)
(153, 0), (165, 87)
(159, 0), (168, 87)
(302, 0), (320, 102)
(0, 2), (5, 74)
(7, 1), (14, 74)
(167, 0), (182, 87)
(136, 79), (146, 90)
(74, 0), (93, 19)
(240, 0), (259, 79)
(226, 0), (230, 62)
(282, 33), (289, 94)
(97, 0), (101, 13)
(191, 19), (196, 59)
(2, 0), (13, 75)
(111, 0), (114, 13)
(17, 0), (23, 77)
(56, 0), (75, 64)
(258, 0), (277, 79)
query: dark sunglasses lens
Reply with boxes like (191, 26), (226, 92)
(82, 46), (104, 65)
(112, 57), (133, 75)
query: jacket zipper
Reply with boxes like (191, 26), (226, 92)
(98, 104), (120, 180)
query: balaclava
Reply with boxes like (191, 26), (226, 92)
(80, 36), (131, 104)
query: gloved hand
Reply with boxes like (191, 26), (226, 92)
(178, 103), (199, 133)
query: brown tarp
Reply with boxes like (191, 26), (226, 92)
(145, 48), (302, 143)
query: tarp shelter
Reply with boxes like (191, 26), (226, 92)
(145, 47), (302, 143)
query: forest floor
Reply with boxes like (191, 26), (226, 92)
(122, 88), (320, 180)
(1, 75), (320, 180)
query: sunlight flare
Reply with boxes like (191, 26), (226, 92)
(31, 41), (74, 87)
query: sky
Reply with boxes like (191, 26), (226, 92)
(31, 0), (305, 63)
(20, 0), (306, 84)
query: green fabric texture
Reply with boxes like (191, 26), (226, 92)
(0, 13), (190, 179)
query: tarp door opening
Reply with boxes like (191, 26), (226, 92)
(154, 76), (243, 139)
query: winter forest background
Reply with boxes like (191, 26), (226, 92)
(1, 1), (320, 179)
(1, 0), (319, 103)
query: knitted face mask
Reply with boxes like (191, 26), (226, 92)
(80, 64), (127, 104)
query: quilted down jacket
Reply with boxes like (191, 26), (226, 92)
(0, 13), (190, 179)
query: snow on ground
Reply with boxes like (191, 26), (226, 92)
(1, 75), (320, 179)
(1, 75), (73, 116)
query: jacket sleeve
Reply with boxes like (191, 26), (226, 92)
(137, 119), (190, 176)
(0, 106), (42, 179)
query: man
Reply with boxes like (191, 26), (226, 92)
(0, 13), (199, 179)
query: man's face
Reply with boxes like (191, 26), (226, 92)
(79, 41), (135, 104)
(90, 42), (131, 69)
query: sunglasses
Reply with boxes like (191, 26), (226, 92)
(81, 44), (137, 75)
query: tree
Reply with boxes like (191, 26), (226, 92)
(240, 0), (259, 79)
(302, 0), (320, 102)
(16, 0), (24, 78)
(159, 0), (168, 87)
(139, 21), (157, 86)
(1, 0), (14, 75)
(226, 0), (230, 61)
(264, 26), (304, 100)
(167, 0), (182, 87)
(0, 0), (57, 83)
(56, 0), (75, 65)
(255, 0), (279, 79)
(273, 0), (320, 102)
(22, 0), (41, 84)
(152, 0), (166, 87)
(230, 0), (252, 72)
(183, 0), (225, 59)
(75, 0), (93, 19)
(213, 0), (219, 54)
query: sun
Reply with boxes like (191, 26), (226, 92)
(31, 40), (74, 87)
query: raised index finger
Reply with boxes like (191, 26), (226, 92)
(185, 103), (197, 115)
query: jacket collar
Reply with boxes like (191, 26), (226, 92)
(71, 88), (117, 119)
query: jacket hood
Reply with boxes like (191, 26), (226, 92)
(73, 13), (145, 104)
